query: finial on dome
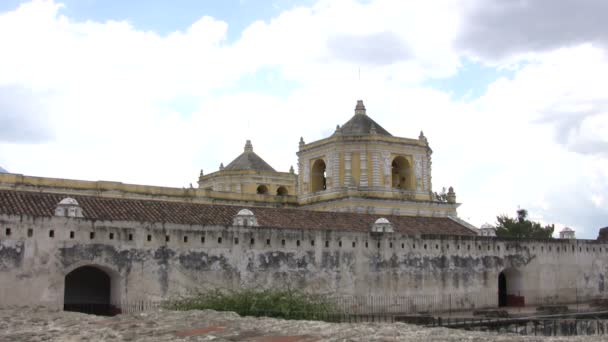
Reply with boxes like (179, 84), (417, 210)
(199, 169), (204, 177)
(419, 131), (428, 144)
(355, 100), (366, 115)
(244, 140), (253, 152)
(219, 162), (225, 170)
(289, 165), (294, 174)
(299, 137), (305, 146)
(334, 124), (342, 135)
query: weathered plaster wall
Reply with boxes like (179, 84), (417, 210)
(1, 214), (607, 312)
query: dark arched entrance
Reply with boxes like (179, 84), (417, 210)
(64, 266), (115, 316)
(498, 272), (507, 307)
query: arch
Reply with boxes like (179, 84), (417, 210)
(256, 184), (269, 195)
(311, 159), (327, 192)
(64, 264), (120, 316)
(276, 186), (288, 196)
(391, 156), (412, 189)
(498, 268), (524, 307)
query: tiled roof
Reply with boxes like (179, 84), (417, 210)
(224, 140), (276, 172)
(340, 113), (391, 136)
(224, 151), (276, 172)
(0, 190), (475, 236)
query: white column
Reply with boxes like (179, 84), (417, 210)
(344, 152), (352, 187)
(360, 152), (368, 187)
(371, 151), (381, 187)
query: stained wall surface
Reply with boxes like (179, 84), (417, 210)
(1, 213), (607, 312)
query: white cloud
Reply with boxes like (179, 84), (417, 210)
(0, 0), (607, 238)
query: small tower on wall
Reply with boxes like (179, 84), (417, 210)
(296, 100), (459, 218)
(559, 227), (575, 239)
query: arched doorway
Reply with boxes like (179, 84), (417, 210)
(498, 272), (507, 307)
(64, 266), (115, 315)
(311, 159), (326, 192)
(391, 156), (411, 189)
(498, 268), (524, 307)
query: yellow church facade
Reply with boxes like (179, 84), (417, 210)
(0, 100), (458, 218)
(196, 100), (459, 218)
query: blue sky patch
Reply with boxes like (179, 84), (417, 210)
(426, 58), (516, 100)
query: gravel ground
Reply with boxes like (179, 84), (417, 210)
(1, 307), (606, 342)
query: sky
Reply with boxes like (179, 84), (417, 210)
(0, 0), (607, 238)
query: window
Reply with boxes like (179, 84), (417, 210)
(401, 243), (405, 249)
(201, 236), (205, 244)
(27, 229), (33, 237)
(90, 232), (95, 240)
(310, 240), (315, 246)
(234, 238), (238, 245)
(353, 242), (357, 248)
(325, 241), (329, 247)
(266, 239), (270, 246)
(389, 242), (393, 248)
(147, 234), (152, 242)
(183, 236), (189, 243)
(251, 238), (255, 245)
(218, 237), (222, 244)
(128, 234), (133, 241)
(109, 233), (114, 240)
(5, 228), (11, 236)
(296, 240), (300, 247)
(338, 241), (342, 247)
(69, 231), (74, 239)
(165, 235), (170, 242)
(281, 239), (285, 246)
(49, 230), (54, 238)
(365, 242), (368, 248)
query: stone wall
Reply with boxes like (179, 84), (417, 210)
(1, 213), (607, 312)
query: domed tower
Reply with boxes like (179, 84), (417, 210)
(198, 140), (296, 198)
(296, 100), (459, 217)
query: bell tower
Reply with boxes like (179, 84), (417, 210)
(296, 100), (458, 217)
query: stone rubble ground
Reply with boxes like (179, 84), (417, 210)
(0, 307), (606, 342)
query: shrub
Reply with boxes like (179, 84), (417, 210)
(165, 288), (335, 320)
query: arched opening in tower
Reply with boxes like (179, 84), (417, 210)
(64, 266), (116, 316)
(391, 156), (411, 189)
(256, 184), (269, 194)
(276, 186), (288, 196)
(311, 159), (327, 192)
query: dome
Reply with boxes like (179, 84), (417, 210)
(236, 208), (254, 216)
(224, 140), (276, 172)
(338, 100), (392, 136)
(58, 197), (79, 206)
(374, 217), (390, 224)
(0, 166), (7, 173)
(561, 227), (574, 232)
(480, 223), (494, 229)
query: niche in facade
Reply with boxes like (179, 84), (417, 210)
(391, 156), (412, 190)
(311, 159), (327, 192)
